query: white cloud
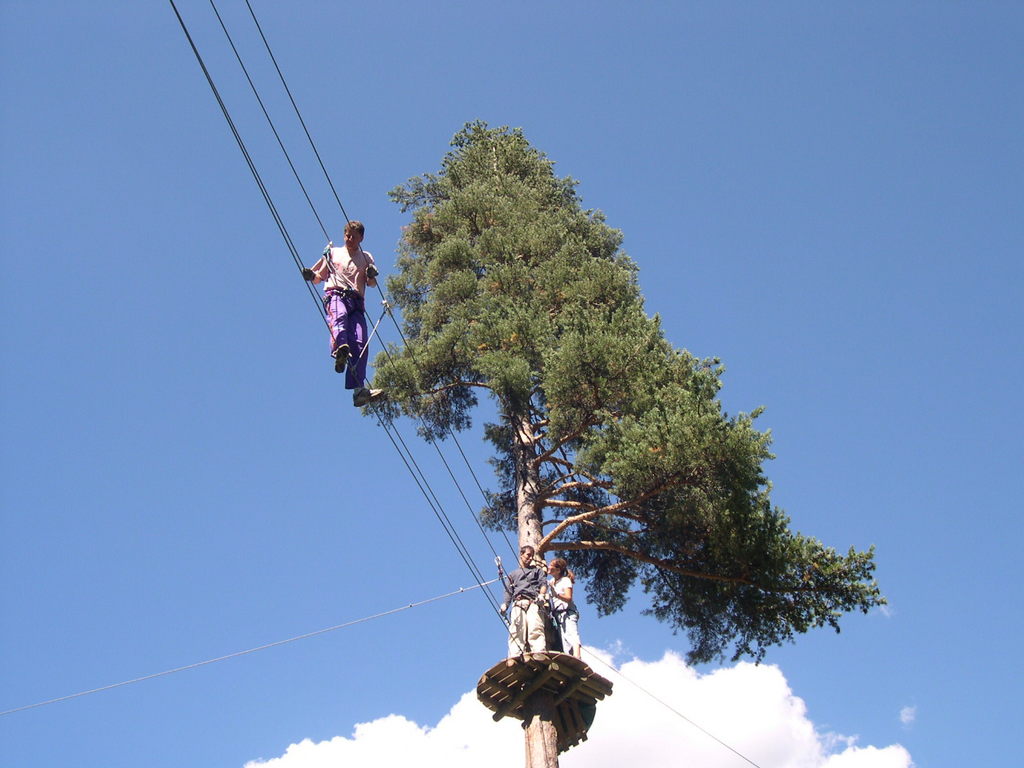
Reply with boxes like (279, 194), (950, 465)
(244, 649), (914, 768)
(899, 706), (916, 725)
(243, 693), (518, 768)
(822, 745), (914, 768)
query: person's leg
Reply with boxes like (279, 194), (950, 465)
(562, 614), (581, 658)
(526, 603), (546, 652)
(327, 294), (351, 373)
(508, 604), (527, 658)
(344, 303), (368, 390)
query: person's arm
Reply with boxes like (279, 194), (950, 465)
(534, 568), (548, 600)
(501, 570), (516, 613)
(365, 252), (378, 286)
(303, 253), (330, 284)
(554, 578), (573, 603)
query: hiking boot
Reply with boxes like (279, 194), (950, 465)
(333, 344), (351, 373)
(353, 387), (385, 407)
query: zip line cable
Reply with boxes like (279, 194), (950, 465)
(171, 0), (506, 624)
(367, 414), (526, 653)
(237, 0), (516, 563)
(0, 580), (498, 719)
(365, 304), (518, 563)
(581, 648), (763, 768)
(368, 400), (514, 627)
(374, 412), (499, 603)
(168, 0), (329, 335)
(169, 14), (773, 757)
(208, 0), (331, 242)
(242, 0), (351, 225)
(374, 295), (519, 561)
(171, 0), (507, 626)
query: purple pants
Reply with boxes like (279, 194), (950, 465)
(325, 291), (368, 390)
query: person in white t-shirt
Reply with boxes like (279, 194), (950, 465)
(547, 557), (581, 658)
(302, 219), (384, 407)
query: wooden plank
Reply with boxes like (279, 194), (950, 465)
(493, 667), (558, 722)
(555, 702), (572, 741)
(477, 675), (516, 700)
(555, 702), (584, 754)
(478, 691), (518, 715)
(565, 698), (585, 736)
(573, 674), (613, 699)
(552, 677), (588, 707)
(477, 652), (613, 742)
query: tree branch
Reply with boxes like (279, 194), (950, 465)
(539, 474), (681, 548)
(531, 420), (593, 469)
(540, 505), (650, 530)
(577, 519), (644, 537)
(543, 499), (598, 511)
(548, 540), (759, 584)
(549, 540), (850, 594)
(538, 477), (613, 501)
(423, 380), (492, 396)
(536, 459), (609, 492)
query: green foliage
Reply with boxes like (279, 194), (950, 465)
(371, 121), (884, 663)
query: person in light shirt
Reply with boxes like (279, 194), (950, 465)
(547, 557), (581, 658)
(302, 220), (384, 407)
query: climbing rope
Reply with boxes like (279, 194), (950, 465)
(582, 648), (764, 768)
(0, 579), (498, 718)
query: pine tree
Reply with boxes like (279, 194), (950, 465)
(371, 121), (884, 665)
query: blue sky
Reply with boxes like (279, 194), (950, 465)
(1, 2), (1021, 767)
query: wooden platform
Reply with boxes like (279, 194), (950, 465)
(477, 652), (613, 754)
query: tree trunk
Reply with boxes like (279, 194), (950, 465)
(523, 690), (560, 768)
(512, 412), (560, 766)
(513, 413), (543, 551)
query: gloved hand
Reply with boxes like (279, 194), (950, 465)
(301, 268), (315, 281)
(366, 264), (379, 279)
(499, 603), (507, 615)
